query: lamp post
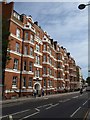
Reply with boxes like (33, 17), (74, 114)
(78, 3), (90, 10)
(78, 3), (90, 86)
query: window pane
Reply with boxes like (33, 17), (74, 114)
(36, 44), (40, 52)
(16, 42), (20, 53)
(12, 76), (17, 87)
(16, 28), (20, 38)
(25, 32), (28, 40)
(23, 61), (26, 70)
(23, 77), (26, 87)
(30, 34), (34, 43)
(13, 59), (18, 70)
(29, 77), (33, 87)
(29, 62), (33, 71)
(24, 46), (28, 55)
(30, 47), (33, 56)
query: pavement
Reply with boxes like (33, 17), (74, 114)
(1, 91), (79, 104)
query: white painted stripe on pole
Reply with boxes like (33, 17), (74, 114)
(70, 107), (81, 117)
(83, 100), (88, 106)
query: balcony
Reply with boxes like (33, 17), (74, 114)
(23, 24), (35, 33)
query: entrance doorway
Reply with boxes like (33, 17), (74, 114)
(34, 82), (41, 96)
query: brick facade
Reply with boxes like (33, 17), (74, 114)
(2, 2), (83, 98)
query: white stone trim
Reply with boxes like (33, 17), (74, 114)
(33, 77), (42, 80)
(34, 50), (42, 56)
(35, 36), (43, 45)
(34, 64), (42, 68)
(23, 55), (34, 59)
(10, 18), (35, 33)
(24, 40), (35, 46)
(10, 33), (22, 42)
(57, 78), (64, 81)
(22, 71), (34, 75)
(9, 50), (22, 56)
(5, 68), (20, 73)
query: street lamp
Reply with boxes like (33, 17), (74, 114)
(78, 3), (90, 10)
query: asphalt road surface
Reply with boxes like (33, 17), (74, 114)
(1, 91), (90, 120)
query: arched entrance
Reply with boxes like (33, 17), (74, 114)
(34, 82), (41, 95)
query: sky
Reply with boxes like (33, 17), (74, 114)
(8, 0), (88, 79)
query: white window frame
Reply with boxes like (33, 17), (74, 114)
(43, 44), (46, 51)
(43, 55), (46, 62)
(23, 77), (26, 87)
(16, 42), (20, 53)
(29, 62), (33, 72)
(30, 47), (33, 56)
(36, 44), (40, 52)
(12, 76), (17, 87)
(13, 59), (18, 70)
(30, 34), (34, 43)
(43, 67), (46, 74)
(16, 28), (20, 38)
(36, 55), (40, 65)
(24, 46), (28, 55)
(23, 61), (27, 71)
(28, 77), (33, 87)
(35, 70), (40, 77)
(25, 32), (29, 40)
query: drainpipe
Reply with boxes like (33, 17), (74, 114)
(19, 29), (24, 97)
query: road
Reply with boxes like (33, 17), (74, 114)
(1, 91), (90, 119)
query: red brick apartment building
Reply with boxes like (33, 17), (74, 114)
(2, 2), (83, 98)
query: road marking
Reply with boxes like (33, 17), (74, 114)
(19, 112), (39, 120)
(52, 103), (59, 107)
(70, 107), (81, 117)
(1, 109), (30, 119)
(83, 100), (88, 106)
(59, 99), (70, 103)
(35, 108), (40, 112)
(72, 96), (79, 99)
(44, 97), (48, 99)
(45, 104), (53, 110)
(63, 99), (70, 102)
(37, 105), (43, 108)
(46, 103), (59, 110)
(43, 103), (52, 107)
(80, 94), (83, 97)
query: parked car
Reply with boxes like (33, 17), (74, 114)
(86, 86), (90, 91)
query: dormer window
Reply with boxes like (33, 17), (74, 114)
(13, 11), (20, 20)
